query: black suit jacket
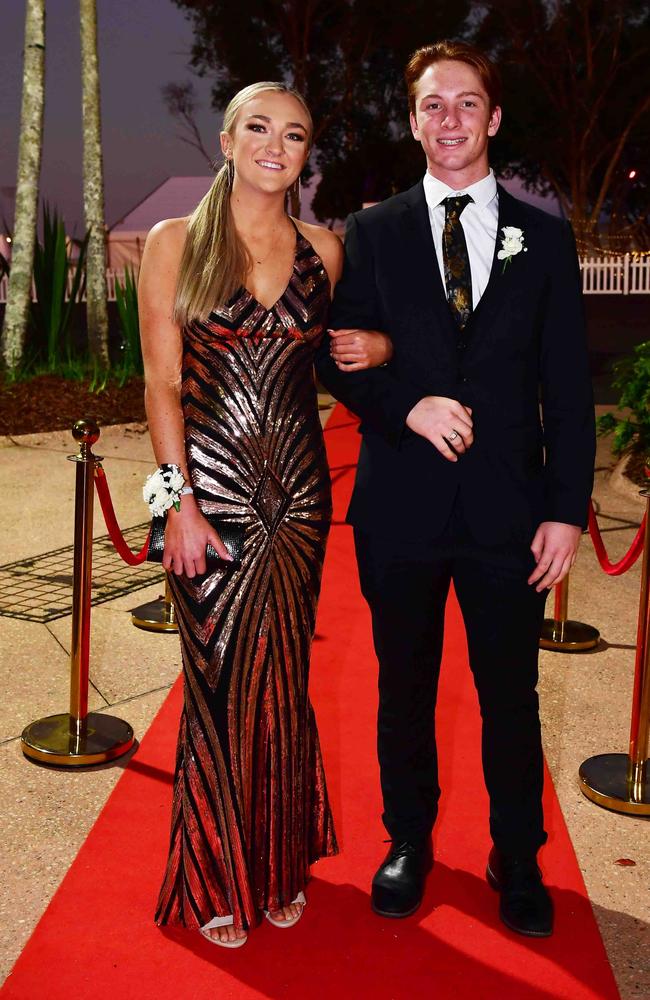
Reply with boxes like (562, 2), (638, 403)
(315, 181), (596, 544)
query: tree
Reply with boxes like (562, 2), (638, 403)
(477, 0), (650, 248)
(162, 81), (214, 167)
(1, 0), (45, 374)
(80, 0), (109, 368)
(311, 136), (424, 225)
(170, 0), (471, 218)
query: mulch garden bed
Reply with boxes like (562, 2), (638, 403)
(1, 374), (646, 493)
(0, 374), (146, 437)
(624, 447), (649, 487)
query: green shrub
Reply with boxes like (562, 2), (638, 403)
(31, 204), (89, 370)
(2, 206), (144, 395)
(114, 265), (142, 385)
(597, 340), (650, 456)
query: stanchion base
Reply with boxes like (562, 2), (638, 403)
(579, 753), (650, 816)
(21, 712), (134, 767)
(131, 596), (178, 633)
(539, 618), (600, 652)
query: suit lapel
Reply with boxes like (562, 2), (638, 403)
(395, 181), (529, 351)
(399, 182), (457, 348)
(465, 184), (527, 335)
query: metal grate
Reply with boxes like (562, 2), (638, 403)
(0, 523), (161, 623)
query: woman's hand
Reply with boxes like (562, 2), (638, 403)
(328, 327), (394, 371)
(162, 496), (233, 577)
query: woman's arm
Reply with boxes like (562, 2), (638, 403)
(139, 218), (232, 576)
(139, 219), (188, 476)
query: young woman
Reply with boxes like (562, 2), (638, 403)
(138, 82), (392, 947)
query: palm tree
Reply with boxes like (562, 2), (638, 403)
(1, 0), (45, 374)
(80, 0), (109, 368)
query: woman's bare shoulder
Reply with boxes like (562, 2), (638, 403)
(294, 218), (342, 254)
(293, 219), (343, 284)
(144, 217), (189, 260)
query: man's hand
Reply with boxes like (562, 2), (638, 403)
(528, 521), (582, 591)
(328, 327), (393, 370)
(405, 396), (473, 462)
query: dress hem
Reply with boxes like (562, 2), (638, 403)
(154, 843), (340, 930)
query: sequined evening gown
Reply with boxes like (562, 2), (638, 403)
(155, 226), (338, 931)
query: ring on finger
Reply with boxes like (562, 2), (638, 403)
(447, 429), (460, 442)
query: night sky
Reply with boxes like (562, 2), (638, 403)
(1, 0), (554, 239)
(1, 0), (220, 235)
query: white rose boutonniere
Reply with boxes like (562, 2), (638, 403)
(497, 226), (527, 272)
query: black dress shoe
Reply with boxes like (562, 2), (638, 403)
(371, 839), (433, 918)
(486, 847), (554, 937)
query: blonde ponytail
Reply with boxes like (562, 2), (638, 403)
(173, 161), (244, 326)
(173, 82), (313, 327)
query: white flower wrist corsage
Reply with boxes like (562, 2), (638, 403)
(143, 464), (188, 517)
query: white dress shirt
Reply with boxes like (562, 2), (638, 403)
(422, 168), (499, 309)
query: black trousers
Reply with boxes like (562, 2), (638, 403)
(354, 508), (549, 857)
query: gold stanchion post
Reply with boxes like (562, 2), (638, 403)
(21, 419), (135, 767)
(539, 571), (600, 652)
(579, 488), (650, 815)
(131, 576), (178, 633)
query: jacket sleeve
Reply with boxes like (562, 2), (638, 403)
(540, 221), (595, 527)
(314, 212), (424, 449)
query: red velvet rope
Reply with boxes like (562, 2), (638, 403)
(587, 499), (645, 576)
(95, 462), (646, 576)
(94, 465), (150, 566)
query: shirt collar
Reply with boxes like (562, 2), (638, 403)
(423, 168), (497, 210)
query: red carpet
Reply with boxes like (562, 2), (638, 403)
(3, 405), (619, 1000)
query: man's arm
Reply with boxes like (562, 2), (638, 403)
(528, 220), (596, 590)
(539, 220), (595, 526)
(314, 212), (425, 448)
(315, 213), (472, 457)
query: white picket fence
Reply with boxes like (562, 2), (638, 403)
(579, 254), (650, 294)
(1, 257), (649, 302)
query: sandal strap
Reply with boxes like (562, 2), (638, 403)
(201, 913), (234, 930)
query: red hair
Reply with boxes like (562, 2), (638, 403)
(405, 40), (502, 114)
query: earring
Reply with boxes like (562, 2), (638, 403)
(290, 175), (302, 209)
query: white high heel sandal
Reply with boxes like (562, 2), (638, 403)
(264, 891), (306, 929)
(200, 914), (247, 948)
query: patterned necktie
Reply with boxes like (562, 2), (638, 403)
(442, 194), (474, 329)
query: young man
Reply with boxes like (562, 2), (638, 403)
(315, 40), (595, 937)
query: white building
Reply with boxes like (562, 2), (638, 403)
(108, 176), (214, 268)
